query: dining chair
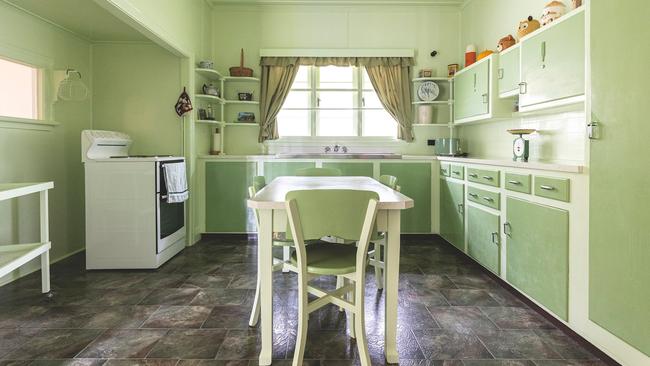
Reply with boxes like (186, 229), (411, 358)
(285, 189), (379, 366)
(368, 175), (400, 289)
(295, 167), (342, 176)
(248, 176), (299, 326)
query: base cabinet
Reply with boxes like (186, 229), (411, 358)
(380, 162), (431, 233)
(467, 206), (500, 274)
(264, 161), (315, 181)
(440, 179), (464, 251)
(505, 197), (569, 320)
(322, 162), (373, 177)
(205, 161), (258, 233)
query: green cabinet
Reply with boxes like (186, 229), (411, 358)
(467, 186), (500, 211)
(440, 163), (451, 177)
(380, 162), (431, 233)
(264, 161), (315, 182)
(505, 172), (531, 194)
(534, 176), (570, 202)
(440, 179), (465, 251)
(467, 206), (500, 274)
(453, 58), (490, 121)
(322, 162), (373, 177)
(506, 197), (569, 320)
(519, 11), (585, 108)
(589, 1), (650, 355)
(497, 45), (520, 97)
(205, 161), (258, 233)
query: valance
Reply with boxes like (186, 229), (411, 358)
(260, 56), (414, 67)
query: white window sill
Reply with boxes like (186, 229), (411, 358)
(0, 116), (59, 131)
(265, 136), (406, 154)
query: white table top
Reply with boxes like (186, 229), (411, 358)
(0, 182), (54, 201)
(247, 176), (414, 210)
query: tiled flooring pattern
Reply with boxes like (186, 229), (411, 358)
(0, 235), (608, 366)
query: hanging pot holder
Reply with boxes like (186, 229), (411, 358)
(175, 87), (193, 117)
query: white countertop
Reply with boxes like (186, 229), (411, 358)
(197, 154), (585, 173)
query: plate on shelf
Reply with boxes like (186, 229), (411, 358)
(417, 81), (439, 101)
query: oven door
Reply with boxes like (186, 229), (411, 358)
(157, 160), (186, 253)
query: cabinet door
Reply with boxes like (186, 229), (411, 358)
(520, 11), (585, 108)
(264, 161), (315, 182)
(468, 206), (500, 274)
(205, 161), (257, 233)
(454, 60), (490, 121)
(589, 1), (650, 355)
(506, 197), (569, 320)
(498, 47), (520, 96)
(380, 162), (431, 233)
(440, 179), (465, 251)
(322, 162), (373, 177)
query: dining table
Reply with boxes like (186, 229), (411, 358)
(247, 176), (414, 365)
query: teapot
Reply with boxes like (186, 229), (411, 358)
(202, 83), (220, 97)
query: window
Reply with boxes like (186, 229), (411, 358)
(0, 57), (40, 120)
(277, 66), (397, 138)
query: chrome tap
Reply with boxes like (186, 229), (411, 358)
(341, 146), (348, 153)
(324, 146), (332, 153)
(333, 144), (340, 153)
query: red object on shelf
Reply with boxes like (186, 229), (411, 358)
(465, 44), (477, 67)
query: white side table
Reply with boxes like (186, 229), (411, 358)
(0, 182), (54, 293)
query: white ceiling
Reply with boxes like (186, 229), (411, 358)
(5, 0), (149, 42)
(208, 0), (465, 5)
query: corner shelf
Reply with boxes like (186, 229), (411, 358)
(224, 100), (259, 105)
(413, 123), (454, 127)
(196, 120), (225, 125)
(413, 77), (452, 82)
(196, 94), (225, 104)
(224, 76), (260, 83)
(196, 68), (224, 81)
(412, 100), (452, 105)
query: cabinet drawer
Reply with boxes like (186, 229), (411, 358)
(467, 168), (500, 187)
(505, 173), (531, 194)
(440, 163), (451, 177)
(468, 186), (500, 210)
(534, 176), (570, 202)
(450, 165), (465, 179)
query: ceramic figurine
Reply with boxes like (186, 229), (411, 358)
(541, 0), (567, 26)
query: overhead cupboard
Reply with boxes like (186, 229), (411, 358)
(453, 7), (585, 123)
(439, 160), (583, 322)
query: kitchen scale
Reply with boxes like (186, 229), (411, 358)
(507, 129), (537, 162)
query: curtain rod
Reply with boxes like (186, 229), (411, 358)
(259, 48), (415, 58)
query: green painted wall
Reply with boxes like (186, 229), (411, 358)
(589, 0), (650, 356)
(457, 0), (586, 163)
(0, 2), (91, 284)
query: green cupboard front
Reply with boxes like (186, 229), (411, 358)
(467, 205), (500, 274)
(205, 161), (258, 233)
(379, 162), (431, 233)
(440, 179), (464, 251)
(453, 59), (490, 121)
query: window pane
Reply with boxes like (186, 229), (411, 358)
(319, 66), (354, 89)
(362, 109), (397, 137)
(291, 66), (310, 89)
(362, 69), (374, 90)
(0, 58), (38, 119)
(277, 109), (310, 136)
(362, 90), (384, 109)
(318, 91), (355, 109)
(282, 91), (310, 109)
(317, 110), (355, 136)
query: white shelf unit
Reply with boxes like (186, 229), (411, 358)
(0, 182), (53, 293)
(412, 77), (455, 139)
(195, 68), (261, 155)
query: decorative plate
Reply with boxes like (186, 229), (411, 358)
(417, 81), (440, 101)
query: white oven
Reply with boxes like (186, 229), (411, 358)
(82, 130), (186, 269)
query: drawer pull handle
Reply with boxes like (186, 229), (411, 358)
(497, 68), (504, 80)
(508, 180), (522, 185)
(503, 222), (512, 237)
(469, 173), (479, 178)
(491, 232), (500, 245)
(457, 203), (464, 214)
(483, 196), (494, 202)
(539, 185), (555, 191)
(482, 175), (494, 180)
(482, 93), (488, 104)
(468, 193), (479, 198)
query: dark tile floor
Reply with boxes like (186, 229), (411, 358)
(0, 235), (608, 366)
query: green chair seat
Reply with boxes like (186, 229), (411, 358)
(290, 243), (359, 275)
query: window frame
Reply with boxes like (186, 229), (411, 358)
(276, 65), (398, 140)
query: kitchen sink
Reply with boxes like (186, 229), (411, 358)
(276, 153), (402, 159)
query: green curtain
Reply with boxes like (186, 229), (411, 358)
(258, 64), (299, 142)
(365, 64), (414, 141)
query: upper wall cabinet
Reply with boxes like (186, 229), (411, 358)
(453, 54), (514, 124)
(497, 44), (521, 98)
(519, 9), (585, 111)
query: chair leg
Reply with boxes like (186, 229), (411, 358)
(248, 267), (262, 327)
(347, 277), (356, 339)
(355, 273), (370, 366)
(292, 273), (309, 366)
(336, 276), (344, 312)
(374, 239), (385, 290)
(282, 246), (291, 273)
(40, 251), (50, 294)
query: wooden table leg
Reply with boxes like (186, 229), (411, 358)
(39, 190), (50, 294)
(384, 210), (401, 364)
(258, 208), (274, 366)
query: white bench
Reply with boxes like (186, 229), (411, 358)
(0, 182), (53, 293)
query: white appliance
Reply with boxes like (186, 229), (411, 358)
(82, 130), (186, 269)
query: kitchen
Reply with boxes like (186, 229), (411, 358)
(0, 0), (647, 365)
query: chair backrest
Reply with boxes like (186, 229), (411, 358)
(295, 167), (342, 176)
(378, 175), (398, 190)
(285, 190), (378, 241)
(252, 176), (266, 193)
